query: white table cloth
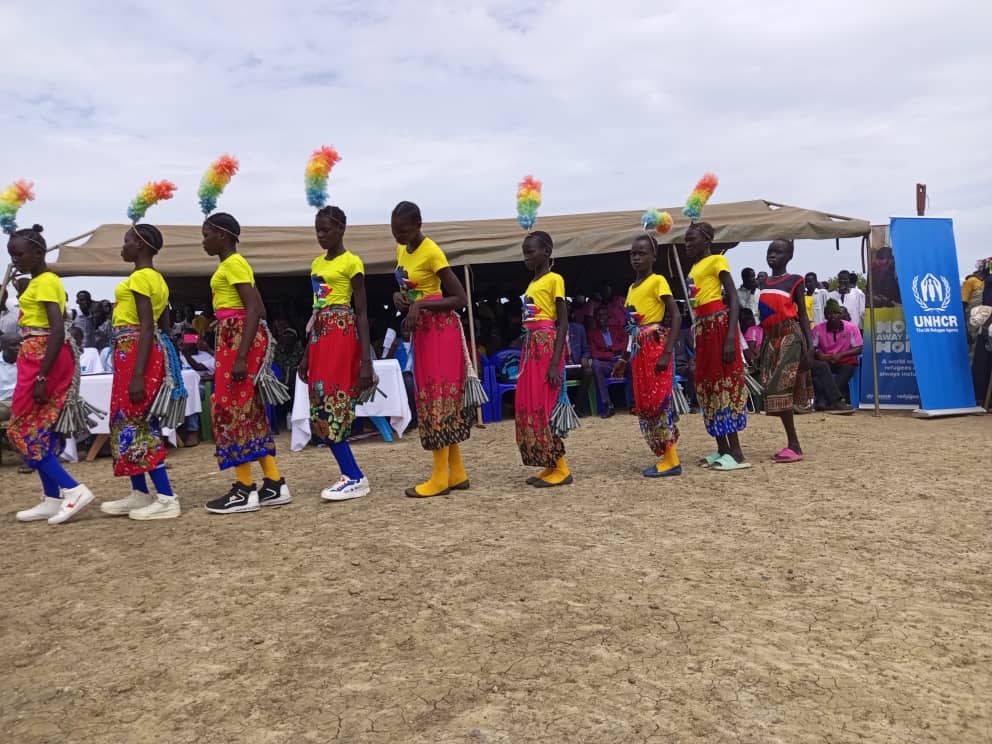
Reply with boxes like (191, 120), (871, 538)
(63, 369), (202, 462)
(290, 358), (412, 451)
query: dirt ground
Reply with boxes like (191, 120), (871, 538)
(1, 409), (990, 744)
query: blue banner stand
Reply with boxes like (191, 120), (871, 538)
(889, 216), (985, 418)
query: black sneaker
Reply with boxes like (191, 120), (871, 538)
(205, 482), (259, 514)
(258, 478), (292, 507)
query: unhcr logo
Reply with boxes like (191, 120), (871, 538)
(911, 273), (951, 313)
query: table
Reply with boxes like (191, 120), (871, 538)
(63, 370), (203, 462)
(290, 358), (412, 451)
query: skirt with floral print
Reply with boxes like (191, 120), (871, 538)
(212, 316), (276, 469)
(413, 309), (473, 451)
(308, 307), (360, 445)
(693, 304), (748, 437)
(8, 334), (74, 464)
(759, 318), (812, 415)
(110, 330), (167, 476)
(631, 324), (679, 457)
(515, 324), (565, 468)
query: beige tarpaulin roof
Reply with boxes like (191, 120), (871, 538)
(52, 199), (869, 278)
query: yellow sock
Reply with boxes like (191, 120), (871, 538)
(258, 455), (281, 481)
(655, 444), (681, 472)
(413, 447), (449, 496)
(535, 467), (555, 480)
(540, 456), (571, 485)
(234, 463), (253, 486)
(448, 444), (468, 486)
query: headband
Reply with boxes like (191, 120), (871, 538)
(204, 215), (240, 240)
(127, 180), (176, 251)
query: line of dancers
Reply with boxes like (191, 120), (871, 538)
(3, 166), (821, 525)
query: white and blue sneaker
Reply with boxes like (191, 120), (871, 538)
(320, 476), (370, 502)
(258, 478), (292, 507)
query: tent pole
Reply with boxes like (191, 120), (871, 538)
(670, 244), (695, 325)
(864, 234), (880, 417)
(464, 264), (484, 427)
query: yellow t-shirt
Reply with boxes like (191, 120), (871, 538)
(396, 237), (448, 301)
(962, 275), (985, 304)
(210, 253), (255, 311)
(804, 295), (815, 327)
(625, 273), (672, 326)
(523, 271), (565, 324)
(112, 267), (169, 326)
(687, 254), (731, 309)
(19, 271), (65, 328)
(311, 251), (364, 309)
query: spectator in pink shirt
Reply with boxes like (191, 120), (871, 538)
(584, 282), (627, 331)
(811, 299), (862, 406)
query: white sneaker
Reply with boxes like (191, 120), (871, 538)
(47, 484), (96, 525)
(100, 490), (155, 516)
(321, 475), (370, 502)
(17, 497), (63, 522)
(129, 495), (181, 521)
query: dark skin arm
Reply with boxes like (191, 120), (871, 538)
(128, 293), (155, 403)
(546, 297), (568, 387)
(612, 295), (683, 377)
(402, 267), (467, 333)
(351, 273), (374, 392)
(231, 283), (262, 382)
(719, 271), (740, 365)
(792, 282), (815, 369)
(33, 302), (65, 404)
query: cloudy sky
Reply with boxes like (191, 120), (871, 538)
(2, 0), (990, 304)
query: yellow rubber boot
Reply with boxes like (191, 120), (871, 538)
(536, 457), (572, 487)
(448, 444), (469, 489)
(655, 444), (681, 473)
(406, 447), (450, 497)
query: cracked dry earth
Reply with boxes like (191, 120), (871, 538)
(1, 411), (990, 743)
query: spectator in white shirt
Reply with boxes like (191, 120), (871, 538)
(805, 272), (829, 325)
(178, 335), (215, 446)
(737, 267), (760, 318)
(0, 334), (19, 422)
(0, 285), (20, 336)
(829, 270), (866, 329)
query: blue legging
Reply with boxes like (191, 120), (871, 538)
(33, 455), (78, 498)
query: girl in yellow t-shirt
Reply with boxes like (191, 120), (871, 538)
(391, 201), (476, 498)
(99, 223), (182, 521)
(685, 222), (749, 471)
(515, 230), (572, 487)
(299, 205), (375, 502)
(6, 222), (99, 524)
(611, 234), (682, 477)
(202, 211), (290, 513)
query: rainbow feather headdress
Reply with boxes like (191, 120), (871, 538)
(305, 146), (341, 209)
(516, 175), (542, 231)
(682, 173), (718, 223)
(198, 154), (239, 216)
(0, 179), (36, 235)
(127, 180), (177, 224)
(640, 208), (673, 235)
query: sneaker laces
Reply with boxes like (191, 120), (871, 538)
(331, 475), (351, 490)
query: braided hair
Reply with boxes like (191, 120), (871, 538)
(11, 223), (46, 251)
(133, 223), (164, 252)
(204, 212), (241, 242)
(316, 205), (346, 228)
(391, 201), (422, 225)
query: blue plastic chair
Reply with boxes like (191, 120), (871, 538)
(489, 349), (521, 422)
(848, 355), (862, 407)
(369, 416), (394, 442)
(479, 354), (499, 423)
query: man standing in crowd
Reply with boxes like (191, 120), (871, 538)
(0, 334), (18, 423)
(588, 305), (626, 418)
(829, 270), (866, 329)
(812, 299), (863, 402)
(0, 284), (19, 335)
(89, 300), (112, 350)
(72, 290), (96, 347)
(805, 272), (829, 325)
(737, 267), (760, 317)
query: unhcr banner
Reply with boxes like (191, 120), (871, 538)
(889, 217), (982, 415)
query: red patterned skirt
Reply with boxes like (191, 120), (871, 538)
(308, 306), (360, 445)
(515, 322), (565, 468)
(109, 328), (167, 476)
(212, 314), (276, 469)
(759, 318), (813, 415)
(8, 333), (74, 464)
(413, 304), (472, 451)
(693, 302), (748, 437)
(631, 324), (679, 457)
